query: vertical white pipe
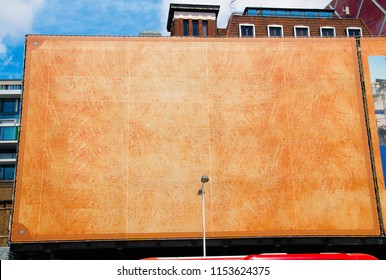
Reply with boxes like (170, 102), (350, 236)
(202, 182), (206, 257)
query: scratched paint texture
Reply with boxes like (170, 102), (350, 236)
(11, 36), (381, 242)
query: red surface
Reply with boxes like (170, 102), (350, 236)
(243, 253), (378, 260)
(327, 0), (386, 35)
(145, 253), (378, 260)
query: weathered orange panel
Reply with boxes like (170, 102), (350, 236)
(11, 36), (382, 242)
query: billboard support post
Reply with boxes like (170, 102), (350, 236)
(198, 176), (209, 257)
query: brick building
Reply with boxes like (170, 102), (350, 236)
(167, 4), (372, 37)
(0, 79), (22, 259)
(167, 4), (220, 37)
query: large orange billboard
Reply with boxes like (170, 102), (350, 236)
(11, 36), (385, 242)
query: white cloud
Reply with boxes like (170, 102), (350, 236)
(0, 0), (45, 71)
(0, 0), (45, 46)
(160, 0), (332, 34)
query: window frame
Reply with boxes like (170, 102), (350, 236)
(239, 23), (255, 38)
(320, 26), (336, 37)
(294, 25), (310, 37)
(267, 24), (284, 38)
(346, 27), (363, 37)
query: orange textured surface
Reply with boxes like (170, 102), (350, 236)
(11, 36), (381, 242)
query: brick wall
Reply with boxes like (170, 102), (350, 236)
(208, 19), (217, 37)
(0, 182), (13, 203)
(217, 28), (228, 37)
(0, 203), (11, 246)
(0, 181), (14, 246)
(227, 15), (372, 37)
(171, 18), (218, 37)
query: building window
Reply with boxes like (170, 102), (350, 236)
(247, 9), (258, 16)
(267, 25), (283, 37)
(192, 20), (199, 36)
(0, 150), (16, 159)
(0, 165), (15, 180)
(10, 84), (22, 90)
(346, 27), (362, 37)
(183, 19), (189, 36)
(0, 126), (19, 141)
(0, 99), (20, 122)
(202, 20), (208, 37)
(239, 24), (255, 37)
(294, 26), (310, 37)
(0, 99), (19, 113)
(320, 27), (336, 37)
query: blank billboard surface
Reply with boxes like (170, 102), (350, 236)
(11, 36), (386, 242)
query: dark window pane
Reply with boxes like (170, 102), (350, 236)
(0, 126), (18, 140)
(183, 20), (189, 36)
(269, 27), (282, 37)
(192, 20), (199, 36)
(3, 101), (15, 113)
(241, 27), (246, 37)
(4, 166), (15, 180)
(0, 165), (15, 180)
(348, 29), (361, 37)
(295, 27), (309, 37)
(0, 99), (18, 113)
(322, 28), (334, 37)
(241, 26), (254, 37)
(202, 20), (208, 37)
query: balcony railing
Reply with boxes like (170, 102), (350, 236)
(0, 85), (22, 90)
(0, 84), (22, 98)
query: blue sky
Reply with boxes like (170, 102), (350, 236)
(369, 56), (386, 83)
(0, 0), (332, 79)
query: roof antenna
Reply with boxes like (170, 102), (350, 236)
(343, 6), (350, 17)
(230, 0), (237, 13)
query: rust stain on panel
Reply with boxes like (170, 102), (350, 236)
(11, 36), (382, 242)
